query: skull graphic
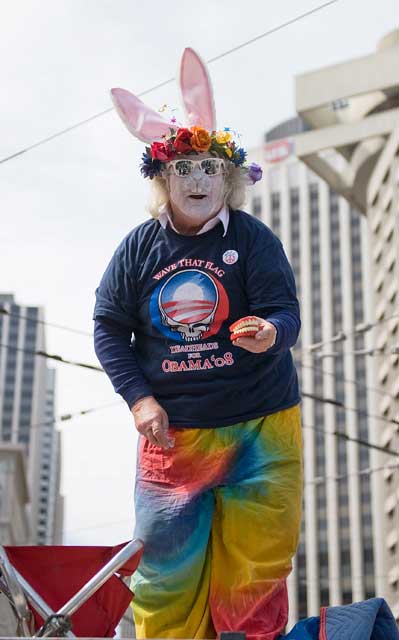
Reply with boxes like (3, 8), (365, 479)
(158, 270), (219, 342)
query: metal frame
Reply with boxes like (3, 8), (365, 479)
(0, 539), (143, 638)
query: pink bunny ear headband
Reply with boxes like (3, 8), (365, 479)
(110, 48), (262, 184)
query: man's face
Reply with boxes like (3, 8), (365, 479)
(165, 154), (226, 222)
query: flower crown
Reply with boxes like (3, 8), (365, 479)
(140, 125), (262, 184)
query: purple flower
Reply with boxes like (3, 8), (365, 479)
(247, 162), (263, 184)
(139, 152), (162, 179)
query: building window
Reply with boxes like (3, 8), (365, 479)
(252, 195), (262, 219)
(270, 192), (280, 237)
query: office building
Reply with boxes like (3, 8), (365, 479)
(0, 293), (63, 544)
(294, 29), (399, 619)
(248, 118), (378, 625)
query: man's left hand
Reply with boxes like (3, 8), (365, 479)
(233, 318), (277, 354)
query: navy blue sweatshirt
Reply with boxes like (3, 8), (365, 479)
(93, 210), (301, 428)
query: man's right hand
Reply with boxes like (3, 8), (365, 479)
(131, 396), (174, 449)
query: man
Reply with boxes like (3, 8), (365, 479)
(93, 49), (302, 640)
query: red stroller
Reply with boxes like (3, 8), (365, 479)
(0, 539), (143, 637)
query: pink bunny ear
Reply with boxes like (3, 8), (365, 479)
(180, 48), (216, 131)
(110, 88), (172, 143)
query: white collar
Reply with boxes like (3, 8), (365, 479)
(158, 204), (229, 237)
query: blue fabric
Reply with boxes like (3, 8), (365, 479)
(283, 599), (399, 640)
(323, 598), (399, 640)
(283, 616), (320, 639)
(94, 318), (152, 409)
(93, 210), (301, 426)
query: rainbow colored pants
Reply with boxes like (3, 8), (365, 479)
(132, 405), (303, 640)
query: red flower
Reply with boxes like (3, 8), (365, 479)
(150, 141), (176, 162)
(173, 128), (193, 154)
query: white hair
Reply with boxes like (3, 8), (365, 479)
(146, 163), (249, 218)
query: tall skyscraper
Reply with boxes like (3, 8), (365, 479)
(0, 293), (63, 544)
(248, 118), (381, 626)
(294, 29), (399, 620)
(38, 368), (64, 545)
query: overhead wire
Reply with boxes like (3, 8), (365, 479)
(35, 461), (399, 542)
(2, 305), (397, 415)
(302, 423), (399, 459)
(5, 384), (394, 539)
(0, 0), (340, 165)
(30, 399), (123, 431)
(29, 392), (399, 458)
(3, 0), (397, 567)
(12, 395), (397, 525)
(2, 2), (396, 427)
(12, 397), (397, 541)
(310, 346), (399, 358)
(1, 305), (398, 433)
(0, 306), (92, 337)
(0, 342), (102, 372)
(305, 462), (399, 486)
(295, 358), (399, 403)
(301, 390), (399, 427)
(293, 313), (399, 356)
(297, 571), (397, 586)
(1, 339), (398, 426)
(3, 304), (398, 357)
(22, 396), (399, 458)
(16, 460), (399, 546)
(1, 303), (395, 352)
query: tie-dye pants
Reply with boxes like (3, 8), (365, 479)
(132, 404), (303, 640)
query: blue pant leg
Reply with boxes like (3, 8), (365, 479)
(132, 476), (215, 639)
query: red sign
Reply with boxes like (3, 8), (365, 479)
(264, 139), (293, 164)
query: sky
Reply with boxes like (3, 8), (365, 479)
(0, 0), (398, 545)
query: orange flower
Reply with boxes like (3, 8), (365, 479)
(190, 126), (212, 152)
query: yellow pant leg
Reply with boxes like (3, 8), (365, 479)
(210, 405), (303, 640)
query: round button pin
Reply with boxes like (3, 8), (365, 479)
(222, 250), (239, 265)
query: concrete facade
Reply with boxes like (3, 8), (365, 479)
(248, 121), (384, 625)
(294, 30), (399, 620)
(0, 445), (30, 637)
(0, 293), (63, 544)
(0, 445), (30, 544)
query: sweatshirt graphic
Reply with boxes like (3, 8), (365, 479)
(94, 210), (301, 427)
